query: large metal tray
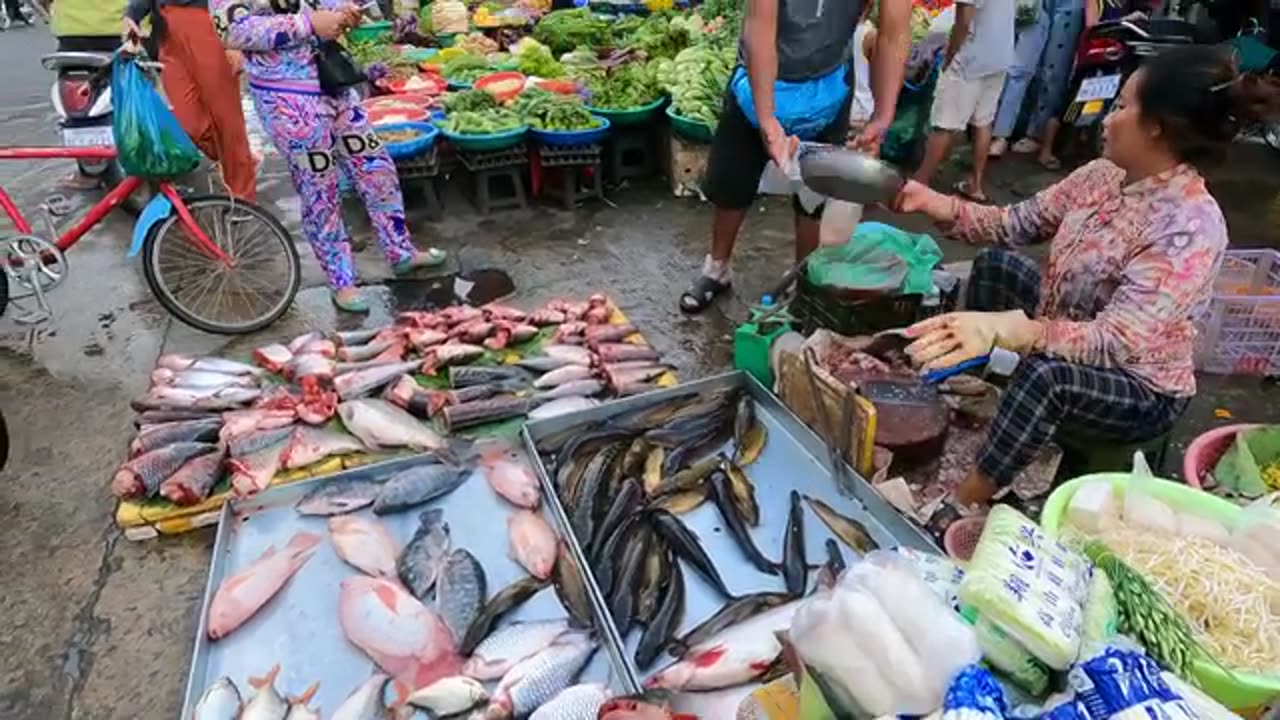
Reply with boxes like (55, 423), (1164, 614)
(522, 371), (937, 699)
(181, 449), (632, 718)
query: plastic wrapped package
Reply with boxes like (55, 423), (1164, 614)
(1065, 481), (1117, 535)
(958, 505), (1092, 670)
(1068, 645), (1200, 720)
(942, 665), (1009, 720)
(1079, 570), (1118, 647)
(898, 546), (965, 610)
(791, 589), (898, 716)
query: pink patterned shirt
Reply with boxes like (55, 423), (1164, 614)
(947, 160), (1228, 397)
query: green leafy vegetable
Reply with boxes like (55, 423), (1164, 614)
(659, 43), (735, 128)
(588, 61), (663, 110)
(533, 8), (612, 54)
(441, 89), (499, 113)
(440, 108), (525, 135)
(515, 38), (566, 78)
(515, 88), (601, 131)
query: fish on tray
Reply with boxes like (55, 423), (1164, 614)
(193, 677), (241, 720)
(552, 544), (594, 629)
(782, 490), (808, 596)
(331, 673), (388, 720)
(645, 600), (800, 691)
(280, 426), (365, 469)
(373, 462), (470, 515)
(128, 417), (221, 458)
(220, 408), (295, 443)
(338, 399), (447, 451)
(441, 397), (537, 433)
(803, 494), (880, 553)
(709, 469), (776, 575)
(594, 343), (660, 364)
(329, 515), (399, 579)
(239, 665), (289, 720)
(295, 476), (385, 516)
(541, 344), (592, 367)
(508, 510), (557, 580)
(459, 576), (548, 656)
(227, 433), (290, 497)
(338, 575), (462, 689)
(648, 509), (734, 598)
(156, 353), (264, 377)
(422, 344), (485, 374)
(334, 360), (422, 400)
(252, 344), (293, 373)
(533, 364), (594, 389)
(112, 441), (217, 499)
(448, 365), (531, 388)
(207, 531), (321, 640)
(528, 396), (599, 421)
(535, 379), (605, 401)
(463, 619), (571, 681)
(733, 395), (768, 466)
(132, 385), (261, 412)
(397, 509), (451, 600)
(159, 449), (227, 505)
(150, 367), (259, 390)
(283, 683), (321, 720)
(435, 548), (487, 645)
(669, 592), (793, 658)
(400, 676), (487, 715)
(485, 632), (596, 719)
(529, 683), (612, 720)
(480, 447), (541, 509)
(636, 552), (684, 668)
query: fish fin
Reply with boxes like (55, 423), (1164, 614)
(248, 663), (280, 690)
(287, 531), (323, 554)
(290, 681), (320, 706)
(385, 678), (410, 708)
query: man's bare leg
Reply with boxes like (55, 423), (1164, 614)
(968, 123), (993, 200)
(912, 129), (957, 186)
(710, 206), (748, 266)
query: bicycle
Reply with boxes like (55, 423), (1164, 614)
(0, 144), (301, 334)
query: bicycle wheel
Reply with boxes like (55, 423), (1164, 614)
(142, 195), (300, 335)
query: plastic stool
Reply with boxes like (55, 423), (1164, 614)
(1055, 430), (1175, 481)
(459, 147), (528, 215)
(536, 142), (604, 209)
(395, 146), (444, 221)
(607, 125), (657, 183)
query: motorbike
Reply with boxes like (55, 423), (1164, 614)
(1060, 18), (1199, 155)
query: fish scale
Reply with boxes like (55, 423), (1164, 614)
(496, 634), (597, 718)
(295, 477), (385, 516)
(372, 463), (470, 515)
(463, 619), (572, 681)
(528, 683), (612, 720)
(397, 509), (451, 600)
(435, 548), (487, 645)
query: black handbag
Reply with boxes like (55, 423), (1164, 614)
(315, 39), (364, 96)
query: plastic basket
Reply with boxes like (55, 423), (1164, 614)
(790, 267), (959, 336)
(1042, 473), (1280, 710)
(588, 96), (666, 126)
(1194, 248), (1280, 376)
(942, 515), (986, 563)
(440, 125), (528, 152)
(531, 117), (610, 147)
(348, 21), (392, 43)
(1182, 423), (1262, 488)
(666, 105), (714, 143)
(376, 121), (439, 159)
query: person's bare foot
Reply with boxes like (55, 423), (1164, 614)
(1037, 154), (1062, 171)
(989, 138), (1008, 157)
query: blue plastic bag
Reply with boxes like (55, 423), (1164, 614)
(111, 55), (202, 179)
(730, 65), (849, 140)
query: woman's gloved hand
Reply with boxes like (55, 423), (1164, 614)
(905, 310), (1043, 371)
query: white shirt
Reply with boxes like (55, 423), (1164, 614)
(850, 21), (876, 124)
(952, 0), (1016, 79)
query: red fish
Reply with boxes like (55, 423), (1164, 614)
(338, 576), (463, 689)
(207, 531), (321, 639)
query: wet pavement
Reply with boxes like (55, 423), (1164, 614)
(2, 23), (1280, 719)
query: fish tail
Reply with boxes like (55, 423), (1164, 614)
(248, 663), (280, 689)
(291, 681), (320, 705)
(287, 531), (323, 553)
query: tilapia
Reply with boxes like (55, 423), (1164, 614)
(227, 435), (289, 497)
(536, 379), (605, 401)
(207, 532), (320, 640)
(334, 360), (422, 400)
(338, 399), (447, 451)
(132, 386), (261, 412)
(646, 601), (800, 691)
(463, 619), (570, 681)
(636, 553), (684, 668)
(552, 543), (594, 629)
(508, 510), (558, 580)
(782, 490), (807, 596)
(111, 441), (217, 499)
(534, 364), (595, 389)
(397, 509), (451, 600)
(422, 344), (486, 373)
(230, 426), (295, 457)
(339, 339), (398, 363)
(283, 684), (320, 720)
(295, 476), (385, 516)
(338, 576), (463, 690)
(488, 633), (596, 719)
(333, 327), (383, 346)
(329, 515), (399, 579)
(516, 356), (572, 372)
(373, 462), (470, 515)
(480, 449), (541, 509)
(803, 494), (879, 554)
(670, 592), (794, 658)
(128, 417), (221, 458)
(156, 353), (264, 376)
(331, 674), (388, 720)
(435, 548), (487, 645)
(240, 665), (289, 720)
(529, 683), (612, 720)
(710, 470), (777, 574)
(193, 677), (241, 720)
(404, 676), (487, 715)
(527, 396), (599, 421)
(584, 323), (637, 344)
(541, 344), (592, 366)
(159, 449), (227, 505)
(252, 344), (293, 372)
(280, 426), (365, 469)
(594, 343), (660, 363)
(459, 576), (548, 655)
(648, 509), (733, 598)
(442, 397), (537, 432)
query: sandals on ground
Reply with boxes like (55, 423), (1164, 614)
(1038, 156), (1063, 171)
(392, 248), (448, 275)
(954, 179), (989, 204)
(331, 288), (370, 314)
(679, 275), (731, 314)
(1011, 138), (1041, 154)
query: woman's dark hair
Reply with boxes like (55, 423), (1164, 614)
(1137, 45), (1280, 166)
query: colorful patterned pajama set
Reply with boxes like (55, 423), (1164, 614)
(209, 0), (415, 289)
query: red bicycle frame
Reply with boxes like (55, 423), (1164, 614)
(0, 145), (231, 264)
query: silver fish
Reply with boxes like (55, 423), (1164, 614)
(533, 364), (595, 389)
(159, 449), (227, 506)
(333, 327), (384, 346)
(435, 548), (487, 645)
(111, 441), (217, 499)
(334, 360), (422, 400)
(156, 353), (265, 377)
(281, 426), (366, 469)
(529, 683), (612, 720)
(151, 367), (258, 389)
(462, 619), (571, 681)
(490, 633), (596, 718)
(372, 462), (470, 515)
(230, 426), (296, 458)
(339, 339), (398, 363)
(240, 665), (289, 720)
(405, 676), (487, 715)
(541, 345), (593, 366)
(516, 356), (573, 372)
(397, 509), (452, 600)
(295, 477), (386, 516)
(128, 417), (222, 457)
(338, 399), (447, 451)
(331, 673), (387, 720)
(132, 386), (261, 411)
(193, 677), (241, 720)
(528, 397), (599, 421)
(535, 379), (605, 401)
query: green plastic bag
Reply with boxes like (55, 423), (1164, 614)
(1213, 424), (1280, 498)
(111, 55), (202, 179)
(805, 221), (942, 297)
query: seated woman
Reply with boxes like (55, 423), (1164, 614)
(892, 45), (1278, 508)
(208, 0), (446, 313)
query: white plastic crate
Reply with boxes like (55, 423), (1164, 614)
(1194, 248), (1280, 376)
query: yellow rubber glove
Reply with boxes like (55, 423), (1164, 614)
(905, 310), (1043, 371)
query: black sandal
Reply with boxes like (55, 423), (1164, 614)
(679, 275), (731, 314)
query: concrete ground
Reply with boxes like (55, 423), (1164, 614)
(1, 22), (1279, 720)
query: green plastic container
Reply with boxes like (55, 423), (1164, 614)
(666, 105), (714, 143)
(436, 32), (457, 48)
(1042, 473), (1280, 711)
(587, 95), (667, 126)
(440, 125), (528, 152)
(348, 20), (392, 43)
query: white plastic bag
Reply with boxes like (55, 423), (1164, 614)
(819, 200), (863, 247)
(791, 588), (897, 716)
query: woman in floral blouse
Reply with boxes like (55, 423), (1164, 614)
(892, 45), (1279, 508)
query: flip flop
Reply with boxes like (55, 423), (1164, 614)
(1011, 138), (1041, 154)
(954, 179), (989, 204)
(679, 274), (731, 314)
(1038, 156), (1062, 171)
(392, 248), (448, 275)
(330, 288), (370, 314)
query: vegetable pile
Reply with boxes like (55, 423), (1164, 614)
(440, 89), (499, 113)
(442, 53), (492, 83)
(440, 108), (524, 135)
(588, 61), (663, 110)
(514, 38), (566, 78)
(657, 43), (735, 127)
(516, 88), (602, 131)
(533, 8), (612, 53)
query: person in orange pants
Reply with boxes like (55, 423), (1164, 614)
(122, 1), (256, 201)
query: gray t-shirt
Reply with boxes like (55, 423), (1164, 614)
(739, 0), (864, 82)
(951, 0), (1016, 79)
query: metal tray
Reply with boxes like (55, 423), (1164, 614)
(181, 449), (631, 718)
(522, 371), (938, 700)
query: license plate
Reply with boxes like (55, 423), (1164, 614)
(62, 126), (114, 148)
(1081, 99), (1105, 116)
(1074, 74), (1122, 103)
